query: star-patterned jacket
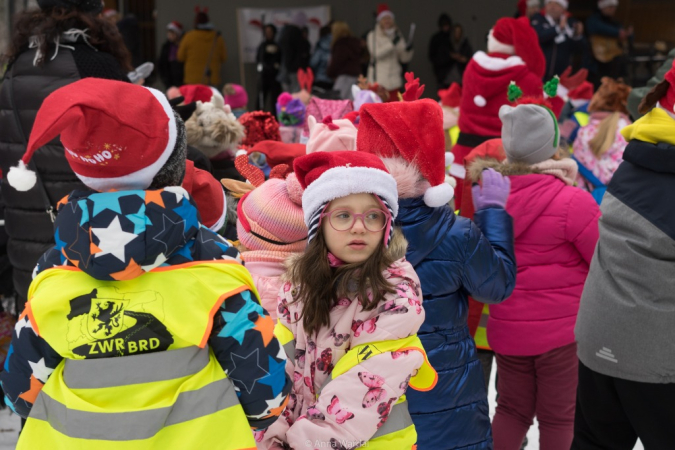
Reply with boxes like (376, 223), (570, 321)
(0, 187), (291, 430)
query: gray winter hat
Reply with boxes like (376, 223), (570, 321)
(500, 104), (560, 165)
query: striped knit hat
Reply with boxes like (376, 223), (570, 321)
(294, 151), (398, 246)
(237, 173), (307, 252)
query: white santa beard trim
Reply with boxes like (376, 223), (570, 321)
(473, 51), (525, 72)
(487, 31), (515, 56)
(76, 88), (178, 192)
(302, 167), (399, 226)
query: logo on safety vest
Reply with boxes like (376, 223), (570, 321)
(66, 286), (174, 358)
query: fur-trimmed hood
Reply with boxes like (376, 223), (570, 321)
(469, 156), (578, 186)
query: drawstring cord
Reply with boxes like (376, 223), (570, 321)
(29, 28), (98, 66)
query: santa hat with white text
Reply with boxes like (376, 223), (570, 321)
(8, 78), (183, 193)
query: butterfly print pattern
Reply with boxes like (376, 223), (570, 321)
(376, 397), (397, 429)
(327, 395), (355, 424)
(358, 371), (386, 408)
(351, 317), (378, 337)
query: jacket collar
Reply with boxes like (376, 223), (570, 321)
(623, 140), (675, 175)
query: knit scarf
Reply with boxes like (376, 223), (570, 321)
(531, 158), (579, 186)
(621, 107), (675, 146)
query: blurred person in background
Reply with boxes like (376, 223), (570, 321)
(428, 13), (454, 90)
(310, 25), (333, 91)
(327, 21), (363, 100)
(178, 7), (227, 86)
(531, 0), (585, 80)
(158, 21), (184, 89)
(587, 0), (633, 84)
(367, 3), (413, 101)
(256, 24), (282, 112)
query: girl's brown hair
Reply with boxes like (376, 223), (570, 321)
(6, 7), (132, 71)
(638, 78), (670, 116)
(287, 227), (405, 336)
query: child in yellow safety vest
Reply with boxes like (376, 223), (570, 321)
(0, 78), (291, 450)
(258, 151), (437, 450)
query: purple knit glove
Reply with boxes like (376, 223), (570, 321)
(472, 168), (511, 210)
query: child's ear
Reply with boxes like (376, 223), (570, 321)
(308, 115), (317, 133)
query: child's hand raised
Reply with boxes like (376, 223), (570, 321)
(472, 168), (511, 210)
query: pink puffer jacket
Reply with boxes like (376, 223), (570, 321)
(477, 160), (600, 356)
(243, 251), (292, 322)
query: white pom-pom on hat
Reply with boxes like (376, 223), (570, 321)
(445, 152), (455, 167)
(424, 183), (455, 207)
(474, 95), (487, 107)
(7, 161), (37, 192)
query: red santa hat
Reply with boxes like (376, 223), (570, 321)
(357, 99), (453, 207)
(242, 140), (306, 168)
(658, 59), (675, 115)
(294, 151), (399, 244)
(568, 81), (594, 108)
(439, 83), (462, 108)
(376, 3), (394, 22)
(8, 78), (177, 193)
(167, 21), (184, 36)
(488, 17), (546, 79)
(182, 160), (227, 231)
(179, 84), (217, 105)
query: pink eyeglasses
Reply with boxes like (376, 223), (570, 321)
(320, 209), (391, 232)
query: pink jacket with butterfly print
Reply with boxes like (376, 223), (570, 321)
(257, 256), (426, 450)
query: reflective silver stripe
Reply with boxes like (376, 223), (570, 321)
(30, 377), (239, 441)
(371, 401), (413, 439)
(283, 341), (296, 360)
(479, 311), (489, 328)
(64, 346), (210, 389)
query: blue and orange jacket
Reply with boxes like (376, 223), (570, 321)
(1, 187), (291, 432)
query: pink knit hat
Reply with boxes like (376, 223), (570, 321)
(237, 173), (307, 252)
(305, 115), (357, 154)
(223, 83), (248, 110)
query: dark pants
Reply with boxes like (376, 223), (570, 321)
(573, 360), (675, 450)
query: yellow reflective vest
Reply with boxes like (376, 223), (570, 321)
(275, 322), (437, 449)
(19, 261), (259, 450)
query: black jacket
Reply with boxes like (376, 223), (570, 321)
(157, 40), (184, 89)
(428, 30), (453, 84)
(0, 41), (129, 307)
(531, 13), (585, 80)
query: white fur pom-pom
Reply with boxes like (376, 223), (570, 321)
(424, 183), (455, 207)
(235, 149), (248, 158)
(445, 152), (455, 167)
(7, 161), (37, 192)
(474, 95), (487, 107)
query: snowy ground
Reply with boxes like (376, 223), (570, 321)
(0, 372), (647, 449)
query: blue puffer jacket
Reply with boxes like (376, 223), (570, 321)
(398, 197), (516, 450)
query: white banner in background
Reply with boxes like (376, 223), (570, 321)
(237, 6), (331, 64)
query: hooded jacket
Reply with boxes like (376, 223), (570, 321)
(576, 109), (675, 383)
(0, 188), (291, 434)
(386, 157), (516, 450)
(471, 159), (600, 356)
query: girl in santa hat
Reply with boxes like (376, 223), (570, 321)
(357, 93), (517, 450)
(258, 150), (437, 449)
